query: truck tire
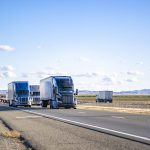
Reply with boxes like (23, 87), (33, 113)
(9, 101), (12, 107)
(65, 106), (70, 109)
(73, 106), (77, 109)
(50, 104), (53, 109)
(12, 100), (16, 107)
(41, 101), (47, 107)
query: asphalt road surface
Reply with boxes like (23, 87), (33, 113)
(2, 103), (150, 144)
(0, 103), (150, 150)
(19, 105), (150, 143)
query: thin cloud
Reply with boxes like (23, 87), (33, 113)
(0, 45), (15, 52)
(136, 61), (144, 65)
(127, 71), (144, 76)
(21, 73), (30, 78)
(1, 65), (15, 71)
(79, 57), (89, 62)
(101, 76), (116, 85)
(0, 65), (17, 78)
(2, 71), (17, 78)
(125, 77), (138, 83)
(73, 73), (98, 78)
(22, 69), (64, 79)
(37, 45), (42, 49)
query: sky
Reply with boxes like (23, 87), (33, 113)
(0, 0), (150, 91)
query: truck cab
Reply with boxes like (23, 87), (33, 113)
(30, 85), (40, 105)
(53, 76), (77, 108)
(40, 76), (77, 109)
(8, 81), (31, 107)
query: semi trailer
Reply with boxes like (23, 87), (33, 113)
(8, 81), (31, 107)
(30, 85), (40, 105)
(96, 91), (113, 103)
(40, 76), (77, 109)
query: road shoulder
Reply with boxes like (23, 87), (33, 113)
(0, 119), (29, 150)
(78, 104), (150, 115)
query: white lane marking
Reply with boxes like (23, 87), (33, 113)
(21, 109), (150, 143)
(16, 116), (42, 119)
(112, 116), (125, 119)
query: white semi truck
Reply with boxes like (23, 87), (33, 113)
(30, 85), (40, 105)
(8, 81), (31, 107)
(96, 91), (113, 103)
(40, 76), (77, 109)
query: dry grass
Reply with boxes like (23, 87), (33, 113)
(76, 95), (150, 109)
(0, 130), (21, 138)
(113, 95), (150, 101)
(78, 105), (150, 115)
(76, 95), (150, 101)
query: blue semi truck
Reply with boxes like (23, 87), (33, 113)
(8, 81), (31, 107)
(40, 76), (78, 109)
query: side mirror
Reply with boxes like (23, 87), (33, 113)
(75, 89), (78, 95)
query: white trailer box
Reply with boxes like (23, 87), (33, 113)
(30, 85), (40, 105)
(96, 91), (113, 103)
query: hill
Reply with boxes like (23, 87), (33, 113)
(79, 89), (150, 95)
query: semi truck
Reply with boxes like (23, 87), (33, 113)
(40, 76), (77, 109)
(30, 85), (40, 105)
(96, 91), (113, 103)
(8, 81), (31, 107)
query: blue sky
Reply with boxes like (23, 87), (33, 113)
(0, 0), (150, 91)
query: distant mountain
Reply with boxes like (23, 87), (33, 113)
(1, 89), (150, 95)
(79, 89), (150, 95)
(114, 89), (150, 95)
(0, 90), (7, 95)
(79, 90), (98, 95)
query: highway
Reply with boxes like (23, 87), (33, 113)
(0, 103), (150, 150)
(22, 105), (150, 144)
(1, 102), (150, 144)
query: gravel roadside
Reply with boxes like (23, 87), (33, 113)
(0, 105), (150, 150)
(0, 119), (30, 150)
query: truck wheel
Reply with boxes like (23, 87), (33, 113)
(8, 101), (11, 107)
(12, 101), (16, 107)
(50, 104), (53, 109)
(65, 106), (70, 109)
(42, 101), (47, 107)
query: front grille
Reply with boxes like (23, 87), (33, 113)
(62, 95), (73, 104)
(20, 98), (28, 103)
(33, 98), (40, 102)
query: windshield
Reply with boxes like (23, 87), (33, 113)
(58, 87), (74, 92)
(31, 92), (40, 96)
(56, 78), (73, 88)
(15, 83), (28, 90)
